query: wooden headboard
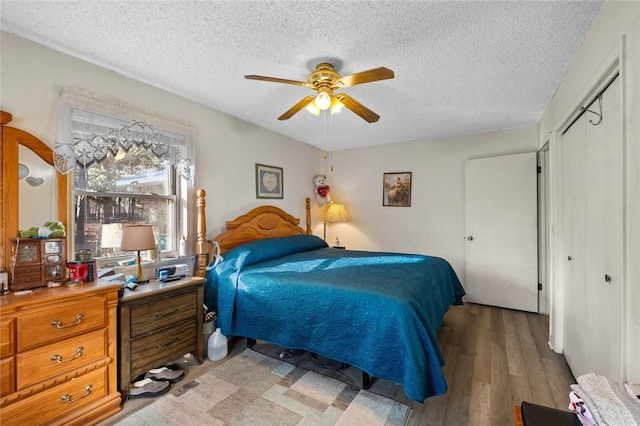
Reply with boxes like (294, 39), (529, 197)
(194, 189), (312, 277)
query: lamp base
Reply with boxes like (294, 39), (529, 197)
(134, 252), (149, 284)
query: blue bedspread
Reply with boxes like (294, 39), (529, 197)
(204, 235), (465, 402)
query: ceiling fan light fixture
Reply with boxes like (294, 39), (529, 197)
(330, 96), (343, 114)
(306, 102), (320, 116)
(245, 63), (393, 122)
(314, 90), (332, 110)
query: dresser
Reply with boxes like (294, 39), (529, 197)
(0, 281), (121, 425)
(118, 276), (204, 398)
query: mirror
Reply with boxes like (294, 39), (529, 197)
(19, 145), (57, 229)
(1, 111), (68, 272)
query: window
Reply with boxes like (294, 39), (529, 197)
(69, 108), (191, 262)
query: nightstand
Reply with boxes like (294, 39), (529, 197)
(117, 276), (204, 400)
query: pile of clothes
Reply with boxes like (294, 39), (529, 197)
(569, 373), (640, 425)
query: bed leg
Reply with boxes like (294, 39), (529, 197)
(247, 337), (256, 348)
(362, 371), (371, 389)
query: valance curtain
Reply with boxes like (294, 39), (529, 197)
(54, 88), (196, 180)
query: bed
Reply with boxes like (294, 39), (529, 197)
(194, 189), (465, 402)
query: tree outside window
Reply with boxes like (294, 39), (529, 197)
(73, 144), (177, 260)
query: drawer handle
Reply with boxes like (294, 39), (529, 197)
(60, 384), (92, 403)
(156, 338), (178, 349)
(51, 346), (84, 364)
(51, 313), (84, 329)
(155, 309), (178, 319)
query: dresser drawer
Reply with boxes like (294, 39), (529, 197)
(16, 329), (107, 390)
(1, 356), (15, 396)
(17, 295), (106, 351)
(1, 318), (15, 356)
(130, 291), (196, 337)
(130, 319), (196, 378)
(1, 366), (108, 426)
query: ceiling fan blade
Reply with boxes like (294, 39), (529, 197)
(278, 95), (316, 120)
(335, 93), (380, 123)
(337, 67), (394, 88)
(245, 74), (308, 87)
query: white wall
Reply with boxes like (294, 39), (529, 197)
(0, 32), (321, 246)
(538, 0), (640, 383)
(317, 126), (537, 281)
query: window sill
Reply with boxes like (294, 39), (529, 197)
(98, 256), (196, 279)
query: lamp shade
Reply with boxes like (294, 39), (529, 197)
(324, 203), (349, 223)
(101, 223), (123, 248)
(121, 224), (156, 251)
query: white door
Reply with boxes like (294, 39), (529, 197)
(561, 75), (623, 382)
(537, 148), (549, 314)
(585, 78), (623, 380)
(464, 152), (538, 312)
(562, 114), (588, 375)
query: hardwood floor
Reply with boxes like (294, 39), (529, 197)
(408, 303), (576, 426)
(100, 303), (575, 426)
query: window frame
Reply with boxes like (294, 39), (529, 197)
(66, 108), (193, 267)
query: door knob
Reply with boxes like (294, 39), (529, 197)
(604, 274), (611, 283)
(466, 236), (474, 241)
(568, 256), (572, 261)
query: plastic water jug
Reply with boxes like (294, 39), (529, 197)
(207, 328), (228, 361)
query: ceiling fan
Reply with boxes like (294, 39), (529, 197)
(244, 62), (394, 123)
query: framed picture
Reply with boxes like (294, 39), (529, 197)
(383, 172), (412, 207)
(255, 163), (283, 199)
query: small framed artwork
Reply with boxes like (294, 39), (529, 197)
(255, 163), (283, 199)
(383, 172), (412, 207)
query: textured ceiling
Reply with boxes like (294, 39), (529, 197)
(1, 1), (603, 151)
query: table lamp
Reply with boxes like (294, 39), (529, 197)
(121, 224), (156, 284)
(324, 203), (349, 244)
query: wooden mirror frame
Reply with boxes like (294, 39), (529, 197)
(1, 110), (68, 271)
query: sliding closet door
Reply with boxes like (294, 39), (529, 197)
(584, 76), (623, 381)
(562, 114), (587, 376)
(562, 75), (623, 381)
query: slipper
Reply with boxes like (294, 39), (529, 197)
(144, 366), (185, 383)
(129, 379), (170, 399)
(132, 378), (154, 388)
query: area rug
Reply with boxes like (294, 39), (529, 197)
(248, 341), (409, 402)
(116, 349), (412, 426)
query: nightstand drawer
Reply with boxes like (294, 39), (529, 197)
(0, 366), (108, 426)
(130, 319), (197, 378)
(17, 329), (107, 389)
(17, 296), (106, 351)
(130, 291), (196, 337)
